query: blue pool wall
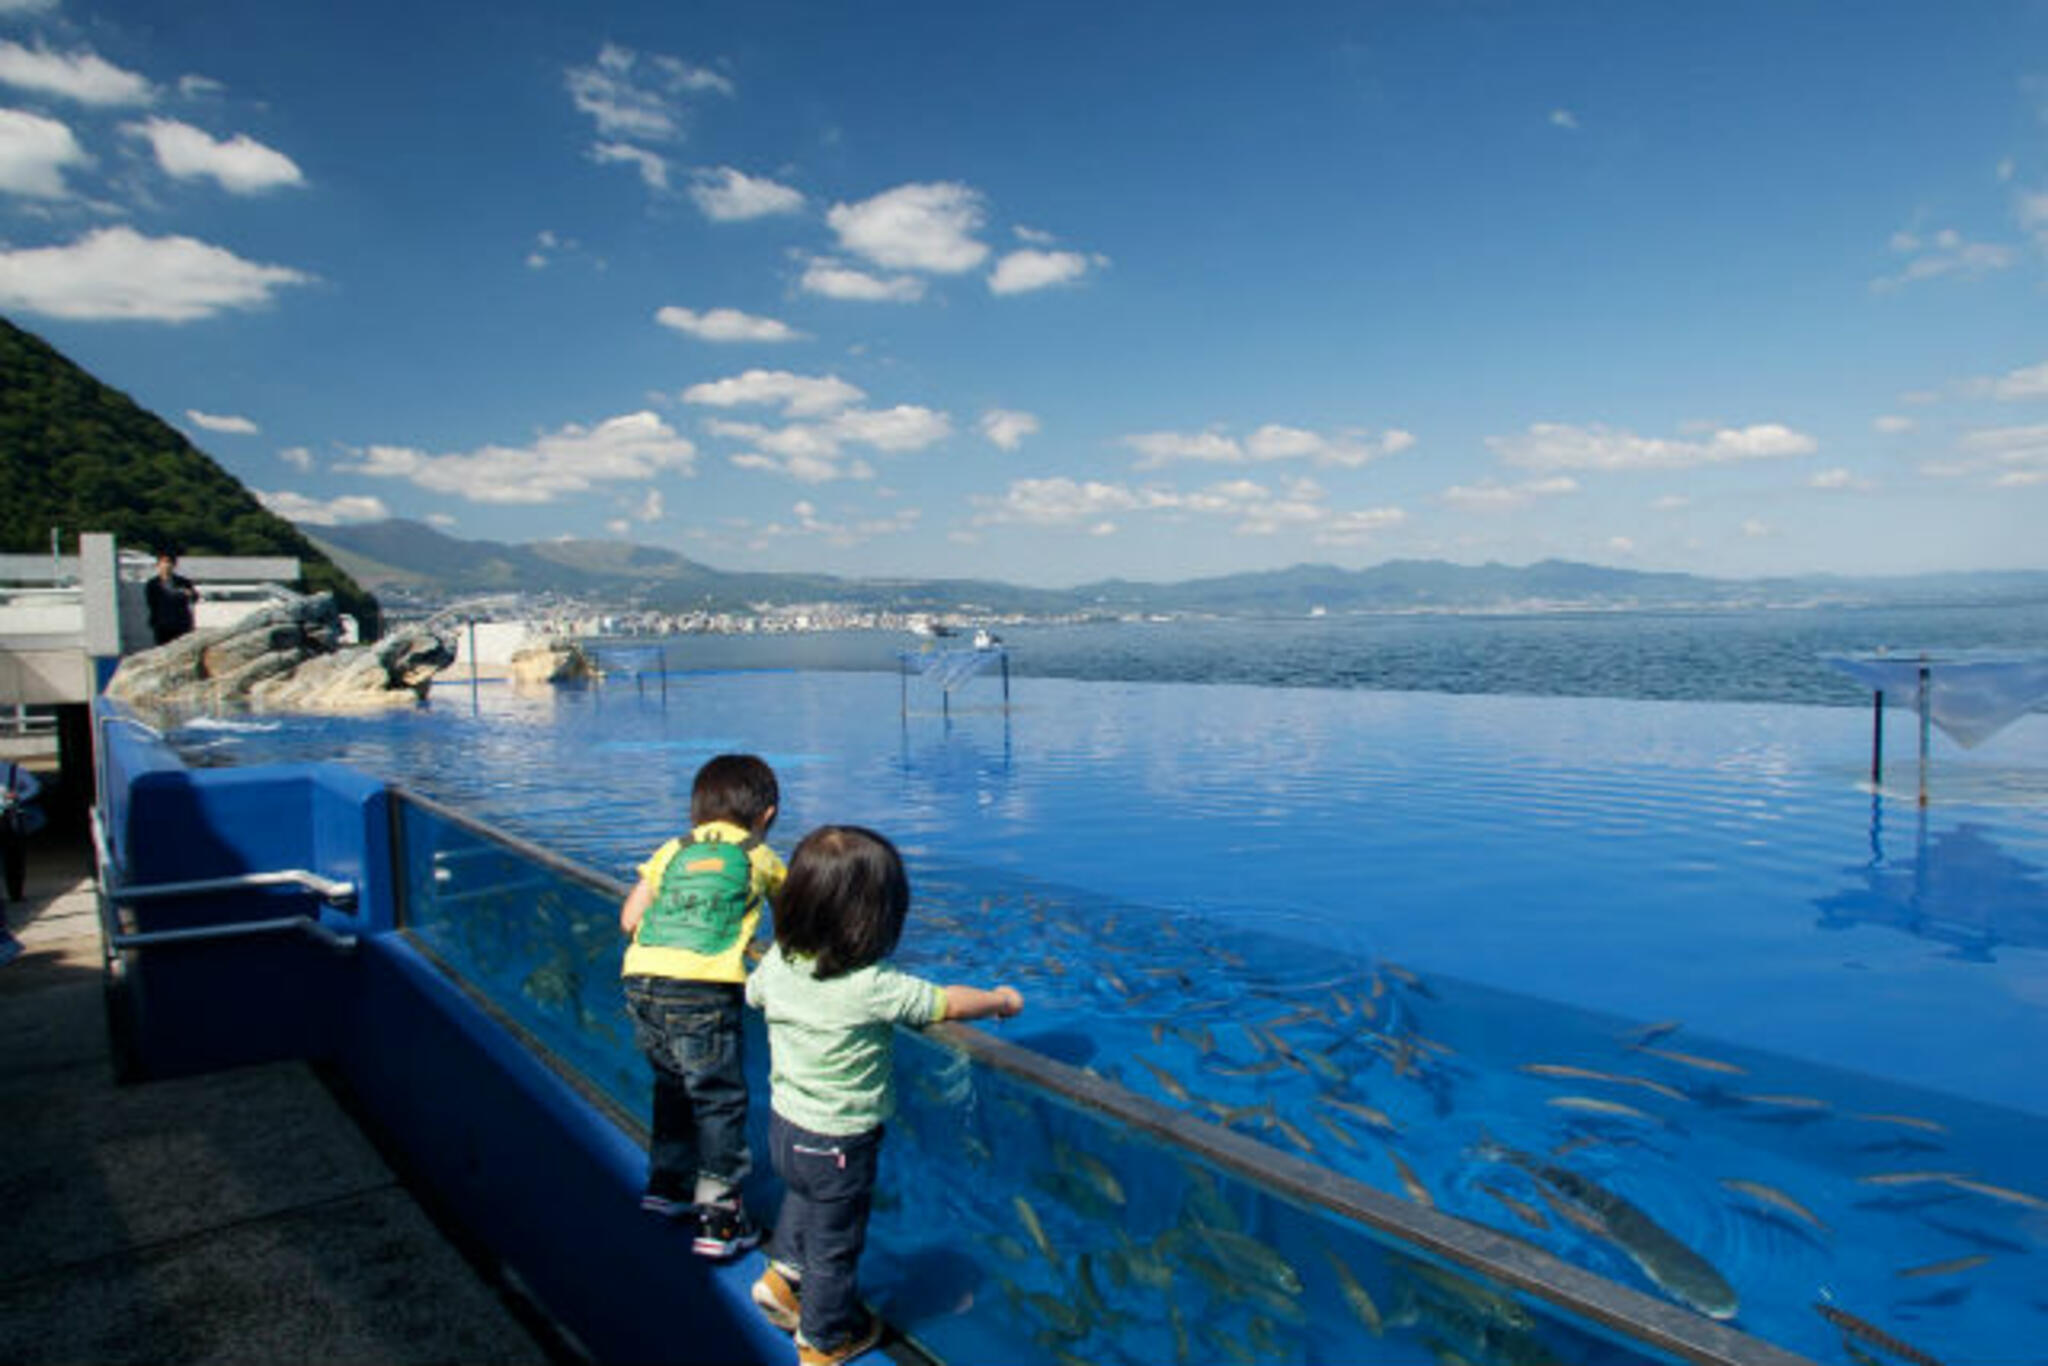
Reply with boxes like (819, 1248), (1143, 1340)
(97, 705), (792, 1366)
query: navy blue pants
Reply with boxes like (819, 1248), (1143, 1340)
(768, 1112), (883, 1351)
(622, 977), (750, 1202)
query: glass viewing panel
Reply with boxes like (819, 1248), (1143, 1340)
(389, 789), (1812, 1366)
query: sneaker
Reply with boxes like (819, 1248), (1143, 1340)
(639, 1190), (693, 1220)
(750, 1264), (801, 1332)
(692, 1201), (760, 1260)
(796, 1313), (884, 1366)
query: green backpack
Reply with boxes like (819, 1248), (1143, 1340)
(639, 834), (759, 954)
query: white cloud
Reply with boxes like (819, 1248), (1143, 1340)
(279, 446), (314, 471)
(565, 44), (727, 142)
(1549, 109), (1579, 130)
(0, 107), (86, 197)
(636, 487), (664, 522)
(124, 117), (303, 193)
(1741, 518), (1773, 539)
(689, 166), (803, 221)
(591, 141), (669, 190)
(973, 477), (1153, 528)
(708, 405), (950, 483)
(988, 248), (1096, 295)
(1873, 414), (1914, 434)
(425, 512), (457, 529)
(655, 305), (805, 343)
(971, 474), (1404, 545)
(1873, 225), (2018, 291)
(1607, 536), (1636, 555)
(831, 405), (951, 452)
(1652, 494), (1691, 510)
(1442, 475), (1578, 509)
(1125, 424), (1414, 470)
(827, 181), (988, 274)
(1987, 359), (2048, 401)
(0, 226), (312, 321)
(177, 74), (225, 100)
(1316, 505), (1407, 546)
(185, 409), (257, 434)
(682, 369), (864, 417)
(797, 256), (925, 302)
(335, 411), (697, 505)
(0, 41), (151, 105)
(2019, 192), (2048, 251)
(255, 490), (391, 526)
(0, 0), (60, 14)
(1490, 421), (1816, 471)
(1922, 423), (2048, 486)
(1810, 467), (1874, 492)
(979, 409), (1039, 450)
(755, 502), (921, 547)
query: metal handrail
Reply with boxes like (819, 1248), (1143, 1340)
(89, 807), (359, 956)
(388, 786), (1812, 1366)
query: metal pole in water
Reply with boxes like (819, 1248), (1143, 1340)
(1870, 689), (1884, 787)
(468, 618), (479, 712)
(1916, 664), (1931, 808)
(1001, 651), (1010, 711)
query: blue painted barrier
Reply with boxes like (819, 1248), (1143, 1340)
(94, 705), (787, 1366)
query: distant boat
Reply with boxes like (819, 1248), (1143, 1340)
(973, 629), (1001, 650)
(1309, 605), (1328, 618)
(908, 617), (957, 639)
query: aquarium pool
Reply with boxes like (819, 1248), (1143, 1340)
(174, 672), (2048, 1364)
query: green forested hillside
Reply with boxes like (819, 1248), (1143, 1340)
(0, 317), (378, 634)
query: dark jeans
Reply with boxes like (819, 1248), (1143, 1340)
(769, 1113), (884, 1351)
(622, 977), (750, 1202)
(2, 826), (24, 903)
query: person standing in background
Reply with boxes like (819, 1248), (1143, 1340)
(145, 550), (200, 646)
(1, 759), (43, 966)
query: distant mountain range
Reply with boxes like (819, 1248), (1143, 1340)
(307, 518), (2048, 618)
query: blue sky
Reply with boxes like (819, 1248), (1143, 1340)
(2, 0), (2045, 587)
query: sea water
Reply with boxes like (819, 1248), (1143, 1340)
(170, 609), (2048, 1365)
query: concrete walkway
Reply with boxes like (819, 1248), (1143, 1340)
(0, 824), (556, 1364)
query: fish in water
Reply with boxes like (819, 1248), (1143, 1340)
(1812, 1302), (1947, 1366)
(1941, 1176), (2048, 1212)
(1013, 1195), (1058, 1267)
(1473, 1137), (1739, 1320)
(1849, 1111), (1948, 1135)
(1547, 1095), (1658, 1123)
(1387, 1148), (1433, 1208)
(1519, 1062), (1688, 1103)
(1719, 1179), (1829, 1235)
(1322, 1247), (1384, 1335)
(1320, 1094), (1400, 1134)
(1137, 1058), (1193, 1104)
(1631, 1044), (1747, 1076)
(1895, 1254), (1990, 1279)
(1478, 1182), (1550, 1232)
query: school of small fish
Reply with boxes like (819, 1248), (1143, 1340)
(441, 838), (2038, 1366)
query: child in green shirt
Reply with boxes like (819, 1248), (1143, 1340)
(745, 825), (1022, 1366)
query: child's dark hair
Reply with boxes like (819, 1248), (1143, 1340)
(690, 754), (779, 830)
(774, 825), (909, 980)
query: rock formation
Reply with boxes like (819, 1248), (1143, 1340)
(507, 641), (591, 686)
(105, 592), (456, 712)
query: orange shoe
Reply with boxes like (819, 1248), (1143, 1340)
(750, 1264), (801, 1333)
(795, 1313), (883, 1366)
